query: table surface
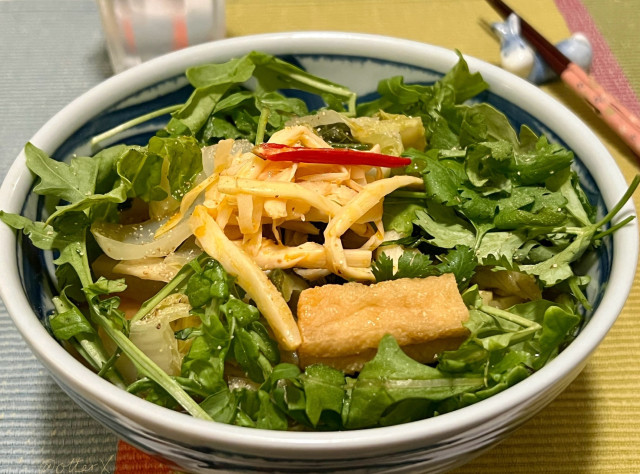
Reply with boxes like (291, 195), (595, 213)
(1, 1), (639, 473)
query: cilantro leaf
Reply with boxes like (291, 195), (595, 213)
(436, 246), (477, 288)
(371, 251), (436, 281)
(510, 135), (574, 185)
(372, 246), (475, 289)
(413, 205), (476, 248)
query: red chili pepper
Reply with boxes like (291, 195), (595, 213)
(252, 143), (411, 168)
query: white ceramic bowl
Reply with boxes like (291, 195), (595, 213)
(0, 32), (637, 473)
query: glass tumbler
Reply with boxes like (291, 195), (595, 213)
(97, 0), (226, 73)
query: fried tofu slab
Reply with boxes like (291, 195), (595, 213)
(297, 274), (469, 373)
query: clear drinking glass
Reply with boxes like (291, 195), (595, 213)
(97, 0), (226, 73)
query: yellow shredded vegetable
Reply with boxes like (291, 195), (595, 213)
(104, 125), (424, 349)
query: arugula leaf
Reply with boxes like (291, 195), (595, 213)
(24, 144), (126, 223)
(300, 364), (345, 427)
(22, 140), (201, 224)
(0, 211), (134, 388)
(358, 51), (488, 117)
(475, 230), (526, 266)
(25, 142), (98, 204)
(168, 83), (235, 136)
(440, 51), (491, 103)
(255, 390), (288, 430)
(248, 51), (356, 113)
(167, 51), (356, 140)
(526, 304), (581, 369)
(464, 142), (511, 191)
(147, 136), (203, 200)
(550, 168), (594, 226)
(344, 335), (484, 429)
(50, 290), (96, 341)
(494, 207), (567, 230)
(0, 211), (93, 286)
(186, 55), (257, 88)
(358, 52), (488, 148)
(2, 210), (214, 420)
(199, 388), (239, 423)
(510, 136), (574, 185)
(200, 88), (308, 145)
(92, 145), (128, 193)
(520, 230), (591, 286)
(438, 297), (581, 394)
(406, 149), (464, 206)
(116, 147), (166, 202)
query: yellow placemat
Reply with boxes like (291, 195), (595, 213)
(227, 1), (640, 472)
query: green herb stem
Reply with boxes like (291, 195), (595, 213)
(68, 338), (126, 389)
(593, 215), (636, 240)
(90, 104), (182, 149)
(89, 301), (212, 421)
(479, 304), (542, 330)
(498, 325), (539, 345)
(75, 235), (209, 419)
(568, 276), (592, 311)
(130, 253), (205, 323)
(595, 174), (640, 229)
(54, 260), (127, 389)
(286, 71), (356, 108)
(97, 349), (121, 378)
(67, 339), (99, 371)
(385, 191), (428, 200)
(255, 107), (270, 145)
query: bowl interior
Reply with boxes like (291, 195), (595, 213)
(20, 52), (612, 333)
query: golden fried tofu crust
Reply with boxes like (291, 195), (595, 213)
(297, 274), (469, 371)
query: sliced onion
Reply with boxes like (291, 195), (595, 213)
(287, 109), (348, 128)
(202, 139), (254, 176)
(91, 218), (193, 260)
(129, 294), (192, 376)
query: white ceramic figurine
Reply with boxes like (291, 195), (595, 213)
(491, 13), (593, 84)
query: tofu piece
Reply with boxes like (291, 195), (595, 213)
(296, 274), (469, 372)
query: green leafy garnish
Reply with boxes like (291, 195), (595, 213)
(2, 52), (636, 433)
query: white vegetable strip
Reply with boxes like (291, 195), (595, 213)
(91, 218), (193, 260)
(155, 139), (235, 238)
(217, 176), (341, 217)
(112, 257), (177, 282)
(269, 125), (331, 147)
(324, 175), (423, 280)
(260, 162), (297, 219)
(97, 242), (199, 282)
(155, 172), (219, 238)
(190, 206), (301, 350)
(238, 240), (372, 270)
(237, 193), (263, 235)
